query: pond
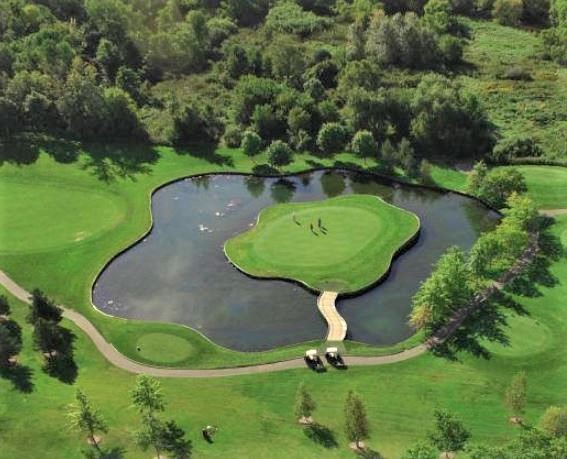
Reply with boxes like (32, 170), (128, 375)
(92, 170), (499, 351)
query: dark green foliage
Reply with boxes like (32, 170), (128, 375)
(0, 321), (22, 365)
(0, 295), (10, 316)
(491, 136), (543, 163)
(241, 130), (262, 159)
(316, 122), (348, 155)
(267, 140), (293, 168)
(171, 102), (223, 144)
(410, 74), (495, 158)
(28, 289), (62, 324)
(428, 410), (470, 455)
(225, 0), (273, 26)
(351, 130), (378, 162)
(33, 318), (71, 355)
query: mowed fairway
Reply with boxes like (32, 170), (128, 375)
(225, 195), (420, 293)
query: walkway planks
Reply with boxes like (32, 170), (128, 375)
(317, 291), (347, 342)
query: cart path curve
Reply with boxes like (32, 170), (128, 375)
(0, 269), (427, 378)
(317, 291), (347, 341)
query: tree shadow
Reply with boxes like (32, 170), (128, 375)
(43, 326), (78, 384)
(432, 291), (528, 361)
(175, 142), (234, 167)
(270, 178), (297, 203)
(79, 143), (159, 183)
(303, 423), (339, 448)
(252, 163), (279, 175)
(357, 448), (383, 459)
(82, 446), (126, 458)
(0, 363), (34, 393)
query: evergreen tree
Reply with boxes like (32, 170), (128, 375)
(294, 382), (316, 423)
(344, 390), (370, 449)
(68, 389), (108, 453)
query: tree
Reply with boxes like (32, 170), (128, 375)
(137, 417), (191, 459)
(0, 324), (22, 366)
(32, 318), (70, 356)
(294, 382), (316, 424)
(131, 375), (165, 418)
(351, 130), (378, 164)
(68, 389), (108, 453)
(0, 295), (10, 317)
(466, 161), (489, 195)
(411, 74), (495, 159)
(398, 137), (418, 176)
(401, 442), (437, 459)
(505, 371), (528, 424)
(27, 289), (62, 324)
(477, 168), (528, 209)
(539, 406), (567, 438)
(344, 390), (369, 449)
(429, 410), (470, 458)
(317, 122), (348, 156)
(267, 140), (293, 170)
(131, 375), (167, 458)
(0, 97), (20, 139)
(241, 130), (262, 162)
(410, 247), (474, 334)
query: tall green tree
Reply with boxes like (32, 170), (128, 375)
(505, 371), (528, 424)
(429, 410), (470, 458)
(27, 289), (62, 324)
(241, 130), (262, 162)
(351, 130), (378, 164)
(344, 390), (370, 449)
(67, 389), (108, 453)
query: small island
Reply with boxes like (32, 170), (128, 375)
(224, 195), (420, 293)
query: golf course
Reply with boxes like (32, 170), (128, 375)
(1, 1), (567, 457)
(225, 195), (420, 293)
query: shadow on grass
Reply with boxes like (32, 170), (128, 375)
(82, 446), (126, 459)
(0, 363), (34, 393)
(356, 448), (383, 459)
(43, 327), (78, 384)
(303, 424), (339, 448)
(175, 142), (234, 167)
(432, 291), (529, 361)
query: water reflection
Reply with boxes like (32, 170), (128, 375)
(93, 170), (499, 351)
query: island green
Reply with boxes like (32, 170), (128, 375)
(224, 195), (420, 293)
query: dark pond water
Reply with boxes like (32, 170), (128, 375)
(93, 170), (499, 351)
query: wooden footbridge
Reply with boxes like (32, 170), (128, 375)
(317, 291), (347, 342)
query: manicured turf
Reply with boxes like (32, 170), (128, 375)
(136, 333), (195, 364)
(510, 165), (567, 209)
(1, 216), (566, 458)
(225, 195), (420, 293)
(0, 145), (424, 368)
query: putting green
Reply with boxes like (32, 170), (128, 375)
(136, 333), (195, 364)
(0, 179), (125, 253)
(224, 195), (420, 293)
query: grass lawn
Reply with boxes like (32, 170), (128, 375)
(1, 216), (566, 458)
(0, 144), (429, 368)
(507, 165), (567, 209)
(225, 195), (419, 293)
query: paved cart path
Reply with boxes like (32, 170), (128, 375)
(0, 270), (427, 378)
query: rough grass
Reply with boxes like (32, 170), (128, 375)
(1, 216), (566, 458)
(460, 19), (567, 160)
(225, 195), (420, 293)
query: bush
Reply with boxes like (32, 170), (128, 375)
(317, 122), (349, 155)
(493, 0), (523, 26)
(241, 130), (263, 158)
(500, 66), (533, 80)
(267, 140), (293, 168)
(490, 136), (543, 163)
(223, 125), (243, 148)
(265, 2), (331, 37)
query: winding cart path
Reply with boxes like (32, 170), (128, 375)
(0, 227), (540, 379)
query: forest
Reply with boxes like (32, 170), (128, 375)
(0, 0), (565, 173)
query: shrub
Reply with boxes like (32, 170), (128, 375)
(265, 2), (331, 37)
(500, 66), (533, 80)
(267, 140), (293, 168)
(317, 122), (349, 155)
(223, 124), (243, 147)
(241, 130), (263, 158)
(493, 0), (523, 26)
(490, 136), (543, 163)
